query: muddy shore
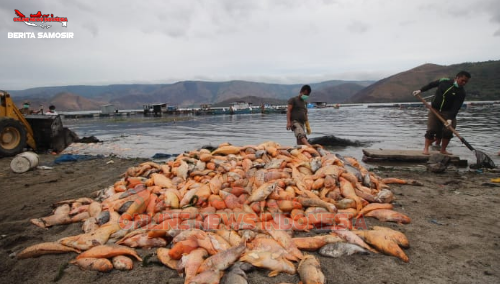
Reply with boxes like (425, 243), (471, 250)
(0, 153), (499, 284)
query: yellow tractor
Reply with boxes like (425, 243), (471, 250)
(0, 90), (76, 157)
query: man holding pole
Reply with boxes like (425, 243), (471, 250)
(412, 71), (471, 155)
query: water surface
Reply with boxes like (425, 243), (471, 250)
(63, 104), (500, 168)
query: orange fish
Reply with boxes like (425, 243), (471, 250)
(365, 209), (411, 224)
(156, 248), (178, 270)
(264, 222), (303, 260)
(177, 248), (208, 283)
(355, 229), (409, 262)
(297, 254), (325, 284)
(197, 241), (246, 273)
(77, 244), (142, 261)
(372, 226), (410, 248)
(58, 222), (120, 251)
(169, 239), (199, 260)
(17, 242), (80, 259)
(240, 251), (296, 277)
(70, 257), (113, 272)
(249, 237), (298, 261)
(339, 177), (363, 213)
(355, 203), (393, 219)
(292, 235), (343, 251)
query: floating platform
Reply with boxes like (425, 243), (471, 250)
(362, 149), (467, 166)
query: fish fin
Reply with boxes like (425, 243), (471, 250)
(268, 270), (279, 277)
(30, 218), (48, 229)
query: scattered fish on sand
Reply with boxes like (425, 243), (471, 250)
(17, 141), (419, 281)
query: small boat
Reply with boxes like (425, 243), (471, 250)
(143, 103), (167, 116)
(229, 101), (255, 114)
(312, 102), (328, 108)
(195, 104), (229, 115)
(259, 104), (287, 114)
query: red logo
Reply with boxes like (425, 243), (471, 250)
(13, 9), (68, 28)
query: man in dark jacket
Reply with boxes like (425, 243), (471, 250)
(413, 71), (471, 155)
(287, 85), (312, 146)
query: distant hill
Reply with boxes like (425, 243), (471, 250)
(8, 59), (499, 110)
(348, 60), (500, 103)
(212, 96), (288, 107)
(8, 80), (371, 111)
(310, 83), (366, 103)
(50, 92), (104, 111)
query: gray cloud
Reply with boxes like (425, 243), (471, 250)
(347, 21), (369, 34)
(1, 0), (499, 90)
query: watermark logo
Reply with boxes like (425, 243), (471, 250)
(13, 9), (68, 28)
(9, 9), (73, 39)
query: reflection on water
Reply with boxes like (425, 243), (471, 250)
(63, 104), (500, 167)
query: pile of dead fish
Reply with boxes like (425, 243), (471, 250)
(18, 141), (420, 284)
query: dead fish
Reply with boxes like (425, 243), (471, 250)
(361, 173), (371, 188)
(177, 248), (208, 283)
(70, 257), (113, 272)
(117, 200), (134, 214)
(59, 222), (121, 251)
(354, 229), (409, 262)
(375, 189), (395, 203)
(156, 248), (178, 270)
(319, 242), (370, 258)
(356, 203), (394, 219)
(82, 217), (99, 233)
(297, 254), (325, 284)
(212, 145), (242, 155)
(264, 158), (285, 169)
(30, 204), (72, 228)
(177, 160), (189, 180)
(77, 244), (142, 261)
(88, 202), (102, 218)
(17, 242), (80, 259)
(335, 153), (347, 163)
(314, 148), (327, 158)
(96, 210), (110, 225)
(197, 241), (246, 273)
(332, 230), (378, 253)
(221, 262), (253, 284)
(240, 251), (296, 277)
(117, 232), (167, 248)
(119, 184), (146, 199)
(246, 182), (277, 204)
(372, 226), (410, 248)
(344, 164), (363, 181)
(310, 156), (322, 173)
(255, 149), (266, 158)
(112, 255), (134, 270)
(188, 270), (223, 284)
(365, 209), (411, 224)
(297, 197), (337, 213)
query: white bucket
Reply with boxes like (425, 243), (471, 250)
(10, 151), (40, 173)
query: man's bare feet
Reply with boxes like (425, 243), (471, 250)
(440, 150), (453, 155)
(423, 150), (430, 155)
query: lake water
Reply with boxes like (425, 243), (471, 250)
(62, 104), (500, 168)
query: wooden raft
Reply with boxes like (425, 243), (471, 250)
(362, 149), (465, 166)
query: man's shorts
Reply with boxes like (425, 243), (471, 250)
(426, 110), (455, 140)
(291, 120), (307, 140)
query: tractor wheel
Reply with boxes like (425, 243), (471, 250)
(0, 118), (27, 157)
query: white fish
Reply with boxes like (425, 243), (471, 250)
(319, 242), (370, 258)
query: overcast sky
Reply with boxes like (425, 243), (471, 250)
(1, 0), (499, 90)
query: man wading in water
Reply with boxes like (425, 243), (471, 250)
(413, 71), (471, 155)
(287, 85), (312, 146)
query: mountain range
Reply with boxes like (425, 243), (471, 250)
(8, 60), (499, 111)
